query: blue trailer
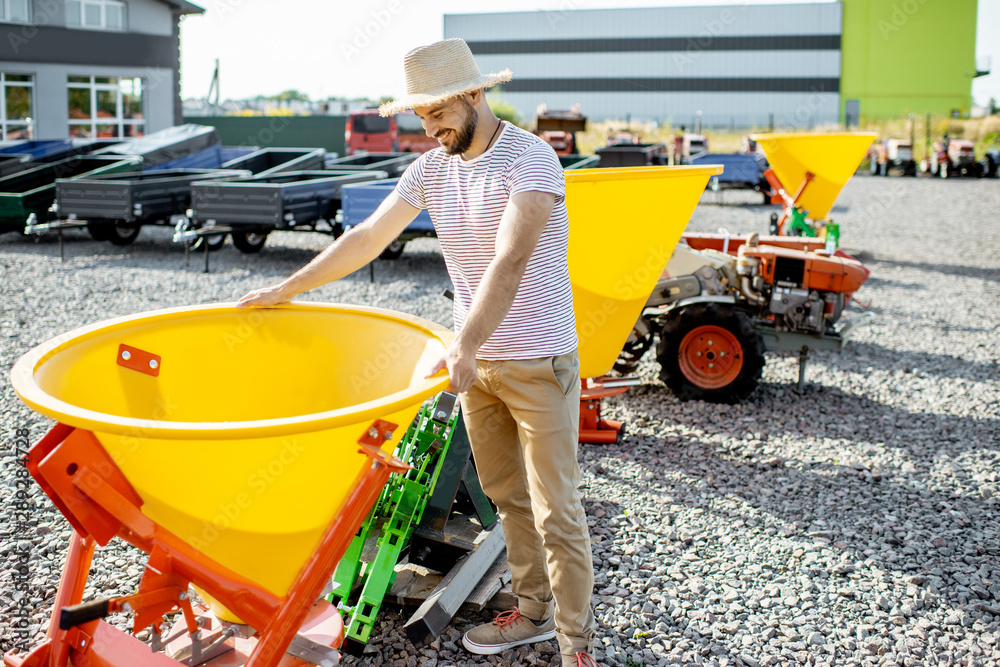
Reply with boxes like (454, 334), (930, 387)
(341, 178), (433, 259)
(686, 152), (771, 202)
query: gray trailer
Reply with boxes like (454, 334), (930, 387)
(54, 169), (249, 245)
(185, 170), (387, 253)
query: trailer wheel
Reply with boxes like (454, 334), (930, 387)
(656, 303), (765, 403)
(379, 240), (406, 260)
(193, 232), (227, 252)
(232, 230), (268, 254)
(86, 222), (111, 242)
(107, 223), (140, 246)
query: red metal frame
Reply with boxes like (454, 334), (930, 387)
(4, 422), (409, 667)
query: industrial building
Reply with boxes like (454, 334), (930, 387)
(0, 0), (203, 139)
(444, 1), (981, 128)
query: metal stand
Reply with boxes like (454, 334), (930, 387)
(797, 346), (809, 391)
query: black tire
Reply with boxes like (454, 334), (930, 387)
(86, 221), (111, 241)
(193, 231), (227, 252)
(656, 303), (765, 403)
(107, 223), (140, 246)
(379, 239), (406, 260)
(980, 156), (996, 179)
(232, 229), (268, 254)
(613, 327), (654, 375)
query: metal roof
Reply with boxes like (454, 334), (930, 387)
(158, 0), (205, 14)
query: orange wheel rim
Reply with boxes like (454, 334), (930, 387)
(678, 325), (744, 389)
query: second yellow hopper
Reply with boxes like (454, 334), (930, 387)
(752, 132), (876, 220)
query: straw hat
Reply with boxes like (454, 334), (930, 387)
(378, 38), (512, 117)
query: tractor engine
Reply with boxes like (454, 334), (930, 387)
(735, 244), (868, 334)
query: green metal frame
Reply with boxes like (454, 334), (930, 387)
(328, 392), (466, 648)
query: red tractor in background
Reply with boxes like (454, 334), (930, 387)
(922, 135), (981, 178)
(534, 104), (587, 156)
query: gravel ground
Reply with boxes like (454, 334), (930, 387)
(2, 173), (999, 667)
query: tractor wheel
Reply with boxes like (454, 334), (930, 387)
(613, 327), (654, 375)
(232, 229), (268, 254)
(656, 303), (765, 403)
(107, 223), (140, 246)
(379, 239), (406, 260)
(86, 221), (111, 241)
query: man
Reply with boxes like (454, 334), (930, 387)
(237, 38), (598, 667)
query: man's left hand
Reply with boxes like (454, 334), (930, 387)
(426, 343), (478, 393)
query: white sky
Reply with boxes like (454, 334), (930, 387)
(178, 0), (1000, 107)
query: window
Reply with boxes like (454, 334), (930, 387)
(66, 0), (125, 31)
(68, 76), (143, 138)
(0, 0), (30, 23)
(0, 73), (33, 139)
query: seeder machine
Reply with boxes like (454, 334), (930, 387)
(753, 132), (875, 247)
(5, 303), (455, 667)
(623, 133), (878, 402)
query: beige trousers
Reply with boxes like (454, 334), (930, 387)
(460, 351), (596, 655)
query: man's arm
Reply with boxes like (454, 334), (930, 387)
(237, 191), (420, 308)
(434, 190), (555, 392)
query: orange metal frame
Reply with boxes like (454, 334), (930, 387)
(3, 422), (408, 667)
(763, 169), (815, 235)
(579, 379), (629, 445)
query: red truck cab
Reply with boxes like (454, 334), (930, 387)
(345, 109), (437, 155)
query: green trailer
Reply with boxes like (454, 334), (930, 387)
(0, 155), (140, 233)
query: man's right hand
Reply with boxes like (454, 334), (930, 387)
(236, 284), (292, 309)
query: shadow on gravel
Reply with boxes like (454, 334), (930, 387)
(868, 257), (1000, 283)
(842, 341), (1000, 383)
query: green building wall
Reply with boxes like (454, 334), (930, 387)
(841, 0), (978, 121)
(183, 116), (348, 156)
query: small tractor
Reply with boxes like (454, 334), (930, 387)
(615, 234), (873, 402)
(923, 136), (981, 178)
(534, 104), (587, 156)
(673, 130), (709, 164)
(869, 138), (917, 176)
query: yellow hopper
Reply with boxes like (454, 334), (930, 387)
(565, 165), (722, 379)
(11, 302), (451, 623)
(751, 132), (876, 220)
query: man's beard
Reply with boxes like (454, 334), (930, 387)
(440, 100), (478, 156)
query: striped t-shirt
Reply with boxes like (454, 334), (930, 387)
(395, 122), (577, 360)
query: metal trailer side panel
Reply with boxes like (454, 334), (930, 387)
(0, 157), (140, 228)
(220, 148), (327, 176)
(56, 169), (246, 222)
(341, 179), (434, 232)
(191, 171), (384, 227)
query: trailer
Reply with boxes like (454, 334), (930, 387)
(220, 147), (326, 176)
(326, 152), (419, 178)
(91, 124), (221, 171)
(53, 168), (248, 245)
(340, 178), (433, 259)
(595, 142), (667, 167)
(0, 156), (140, 233)
(185, 170), (387, 253)
(687, 152), (770, 202)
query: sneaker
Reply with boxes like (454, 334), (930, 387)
(461, 607), (556, 655)
(562, 652), (599, 667)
